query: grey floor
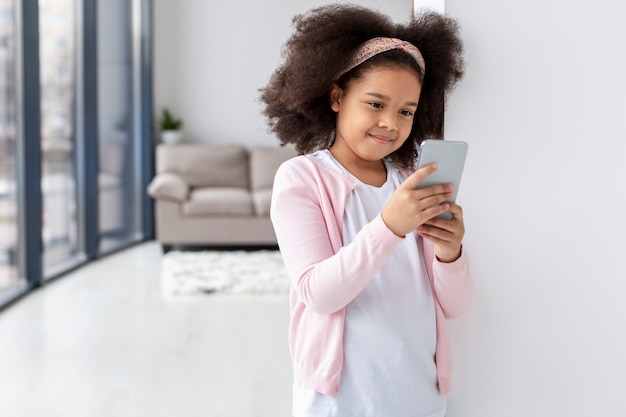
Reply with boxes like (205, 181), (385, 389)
(0, 241), (293, 417)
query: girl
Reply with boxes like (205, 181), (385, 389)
(261, 4), (473, 417)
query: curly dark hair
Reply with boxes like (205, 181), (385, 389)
(260, 4), (465, 168)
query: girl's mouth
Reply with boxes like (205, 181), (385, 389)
(369, 134), (393, 145)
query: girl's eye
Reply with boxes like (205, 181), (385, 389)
(400, 110), (414, 117)
(369, 102), (383, 109)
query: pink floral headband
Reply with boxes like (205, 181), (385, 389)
(341, 37), (426, 78)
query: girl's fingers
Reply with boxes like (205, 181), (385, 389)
(402, 164), (455, 196)
(420, 205), (464, 237)
(419, 203), (465, 263)
(419, 193), (453, 213)
(418, 224), (454, 242)
(425, 204), (463, 227)
(421, 203), (451, 221)
(401, 163), (439, 189)
(446, 203), (464, 221)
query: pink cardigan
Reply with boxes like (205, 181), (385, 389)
(270, 154), (473, 396)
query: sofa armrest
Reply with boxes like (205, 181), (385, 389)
(147, 172), (189, 203)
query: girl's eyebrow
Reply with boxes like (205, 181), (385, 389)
(365, 92), (418, 108)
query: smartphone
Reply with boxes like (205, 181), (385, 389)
(415, 139), (468, 220)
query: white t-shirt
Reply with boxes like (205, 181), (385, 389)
(292, 150), (446, 417)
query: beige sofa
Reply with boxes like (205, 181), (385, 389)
(147, 144), (297, 250)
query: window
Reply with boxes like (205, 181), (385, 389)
(0, 0), (22, 296)
(39, 0), (81, 274)
(97, 0), (142, 253)
(0, 0), (153, 308)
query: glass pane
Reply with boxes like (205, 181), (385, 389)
(0, 0), (21, 292)
(98, 0), (139, 252)
(39, 0), (80, 272)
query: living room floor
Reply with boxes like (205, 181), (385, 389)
(0, 241), (292, 417)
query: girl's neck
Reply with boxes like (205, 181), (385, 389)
(328, 148), (387, 187)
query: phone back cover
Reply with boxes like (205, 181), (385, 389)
(416, 140), (468, 204)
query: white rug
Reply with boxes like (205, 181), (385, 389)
(161, 250), (290, 297)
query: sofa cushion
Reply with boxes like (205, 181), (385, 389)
(182, 187), (253, 216)
(252, 189), (272, 216)
(147, 172), (189, 202)
(156, 144), (249, 188)
(249, 145), (297, 190)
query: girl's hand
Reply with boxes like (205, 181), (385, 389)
(417, 203), (465, 263)
(381, 164), (454, 237)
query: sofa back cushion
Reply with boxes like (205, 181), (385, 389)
(249, 145), (297, 190)
(183, 188), (253, 216)
(156, 144), (249, 188)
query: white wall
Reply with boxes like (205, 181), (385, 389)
(154, 0), (626, 415)
(153, 0), (411, 146)
(444, 0), (626, 416)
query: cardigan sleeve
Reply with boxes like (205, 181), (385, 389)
(423, 239), (474, 319)
(271, 162), (404, 315)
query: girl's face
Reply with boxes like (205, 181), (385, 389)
(329, 65), (422, 168)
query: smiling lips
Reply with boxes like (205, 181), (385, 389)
(369, 134), (394, 145)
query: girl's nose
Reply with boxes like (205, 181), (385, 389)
(378, 112), (398, 131)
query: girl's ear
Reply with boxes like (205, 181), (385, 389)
(329, 83), (343, 112)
